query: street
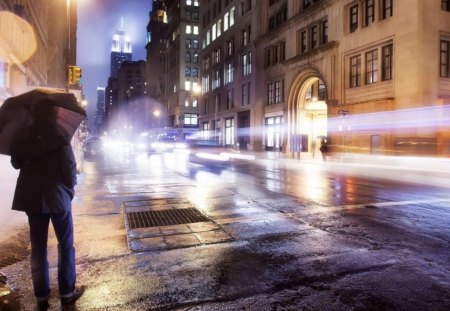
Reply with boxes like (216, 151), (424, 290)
(1, 149), (450, 310)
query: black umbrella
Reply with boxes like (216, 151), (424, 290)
(0, 88), (86, 159)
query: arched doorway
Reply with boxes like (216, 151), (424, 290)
(288, 72), (328, 156)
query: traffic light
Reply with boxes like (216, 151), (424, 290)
(67, 66), (74, 84)
(73, 66), (82, 85)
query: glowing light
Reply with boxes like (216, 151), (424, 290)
(0, 12), (37, 64)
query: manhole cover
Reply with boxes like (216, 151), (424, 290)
(126, 208), (210, 229)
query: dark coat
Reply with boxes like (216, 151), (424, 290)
(11, 144), (77, 214)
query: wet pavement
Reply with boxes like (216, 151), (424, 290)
(0, 151), (449, 310)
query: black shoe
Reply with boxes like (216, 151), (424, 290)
(37, 300), (49, 310)
(60, 285), (85, 305)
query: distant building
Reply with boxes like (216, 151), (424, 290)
(165, 0), (201, 139)
(103, 19), (133, 130)
(94, 87), (105, 133)
(110, 19), (132, 78)
(145, 0), (168, 104)
(116, 60), (149, 133)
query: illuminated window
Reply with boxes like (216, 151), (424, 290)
(350, 55), (361, 87)
(185, 81), (191, 90)
(365, 49), (378, 84)
(184, 113), (198, 125)
(225, 118), (234, 145)
(193, 26), (199, 35)
(186, 25), (192, 34)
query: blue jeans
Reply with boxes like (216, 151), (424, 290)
(27, 212), (76, 299)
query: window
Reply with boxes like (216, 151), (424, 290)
(186, 39), (192, 49)
(242, 28), (249, 46)
(213, 69), (221, 89)
(242, 52), (252, 76)
(267, 82), (274, 105)
(226, 39), (234, 56)
(185, 51), (192, 63)
(350, 55), (361, 87)
(365, 0), (374, 26)
(225, 62), (234, 84)
(303, 0), (313, 8)
(192, 97), (198, 107)
(267, 80), (283, 104)
(214, 48), (221, 64)
(382, 44), (393, 80)
(193, 52), (199, 63)
(274, 80), (283, 103)
(322, 20), (328, 44)
(203, 75), (210, 92)
(300, 30), (307, 53)
(350, 5), (358, 33)
(440, 40), (449, 78)
(310, 25), (318, 48)
(365, 49), (378, 84)
(224, 12), (230, 30)
(192, 67), (199, 77)
(443, 0), (450, 11)
(184, 113), (198, 126)
(185, 97), (190, 107)
(185, 67), (191, 77)
(193, 39), (199, 49)
(186, 25), (192, 34)
(227, 89), (234, 109)
(203, 56), (210, 70)
(242, 83), (250, 106)
(185, 81), (191, 90)
(381, 0), (393, 19)
(225, 118), (234, 145)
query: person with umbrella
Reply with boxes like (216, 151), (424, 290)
(0, 89), (86, 309)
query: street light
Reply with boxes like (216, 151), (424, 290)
(153, 110), (160, 129)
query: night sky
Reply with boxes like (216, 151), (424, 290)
(77, 0), (152, 131)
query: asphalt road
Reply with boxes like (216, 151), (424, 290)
(1, 149), (449, 310)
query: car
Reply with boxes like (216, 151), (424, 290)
(84, 138), (103, 157)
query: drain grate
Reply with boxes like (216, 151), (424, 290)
(127, 208), (210, 229)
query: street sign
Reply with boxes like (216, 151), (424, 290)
(338, 110), (349, 116)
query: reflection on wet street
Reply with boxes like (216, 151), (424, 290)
(3, 149), (450, 310)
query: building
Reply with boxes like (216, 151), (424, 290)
(110, 19), (132, 78)
(253, 0), (450, 156)
(145, 0), (169, 104)
(104, 19), (133, 130)
(94, 87), (105, 133)
(0, 0), (77, 102)
(116, 60), (149, 134)
(165, 0), (201, 139)
(199, 0), (256, 150)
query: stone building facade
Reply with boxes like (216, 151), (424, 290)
(255, 0), (450, 156)
(198, 0), (450, 156)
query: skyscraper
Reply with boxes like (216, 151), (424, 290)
(110, 18), (132, 78)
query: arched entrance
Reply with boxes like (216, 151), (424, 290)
(288, 71), (328, 156)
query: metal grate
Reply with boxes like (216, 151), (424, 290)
(126, 208), (210, 229)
